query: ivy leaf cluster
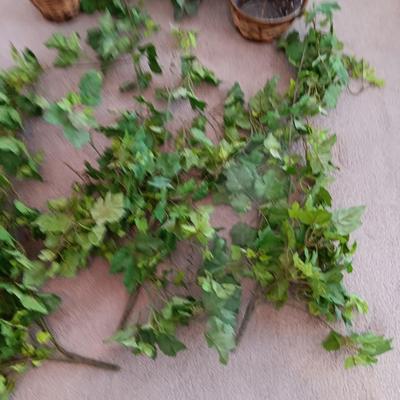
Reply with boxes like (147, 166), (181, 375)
(45, 32), (82, 68)
(278, 2), (383, 109)
(323, 331), (392, 368)
(112, 297), (198, 358)
(44, 69), (103, 148)
(171, 0), (201, 20)
(86, 3), (160, 90)
(0, 49), (62, 396)
(80, 0), (125, 14)
(172, 26), (198, 54)
(0, 47), (44, 179)
(157, 31), (220, 111)
(199, 236), (241, 364)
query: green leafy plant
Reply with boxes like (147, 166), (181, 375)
(0, 2), (393, 398)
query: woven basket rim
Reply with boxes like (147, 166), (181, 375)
(230, 0), (306, 25)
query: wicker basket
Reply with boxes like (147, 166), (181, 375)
(31, 0), (80, 22)
(230, 0), (308, 42)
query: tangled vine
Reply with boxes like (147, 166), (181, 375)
(0, 0), (392, 397)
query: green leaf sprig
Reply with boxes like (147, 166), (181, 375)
(171, 0), (202, 20)
(45, 32), (82, 68)
(156, 27), (220, 112)
(44, 69), (103, 148)
(0, 46), (44, 179)
(86, 3), (161, 90)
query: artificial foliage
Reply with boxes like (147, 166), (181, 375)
(0, 1), (393, 398)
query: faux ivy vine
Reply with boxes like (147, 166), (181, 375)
(0, 1), (392, 398)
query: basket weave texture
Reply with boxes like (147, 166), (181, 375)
(31, 0), (80, 22)
(230, 0), (308, 42)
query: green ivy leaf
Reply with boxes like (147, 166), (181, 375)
(0, 105), (22, 131)
(230, 223), (257, 247)
(289, 202), (332, 226)
(305, 2), (341, 24)
(322, 330), (392, 368)
(230, 193), (252, 213)
(157, 333), (186, 356)
(63, 124), (92, 148)
(255, 169), (288, 201)
(200, 236), (241, 363)
(190, 127), (213, 147)
(79, 70), (103, 107)
(322, 330), (343, 351)
(44, 92), (97, 149)
(139, 44), (162, 74)
(205, 316), (236, 364)
(80, 0), (121, 13)
(225, 164), (255, 194)
(0, 225), (13, 244)
(35, 213), (72, 233)
(91, 192), (125, 225)
(332, 206), (365, 235)
(181, 55), (220, 86)
(249, 77), (280, 117)
(323, 83), (342, 108)
(149, 176), (173, 190)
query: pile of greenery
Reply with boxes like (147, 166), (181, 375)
(0, 0), (392, 397)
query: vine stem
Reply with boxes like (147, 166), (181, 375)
(38, 318), (120, 371)
(89, 137), (102, 158)
(235, 285), (260, 347)
(117, 289), (141, 331)
(285, 301), (338, 333)
(47, 354), (119, 371)
(63, 162), (86, 182)
(347, 61), (366, 96)
(0, 357), (31, 370)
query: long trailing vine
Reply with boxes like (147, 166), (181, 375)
(0, 0), (392, 397)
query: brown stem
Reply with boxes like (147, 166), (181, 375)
(235, 286), (260, 347)
(63, 162), (86, 182)
(1, 352), (120, 373)
(38, 318), (120, 372)
(48, 354), (120, 371)
(117, 289), (141, 331)
(89, 138), (102, 158)
(347, 84), (366, 96)
(285, 301), (338, 333)
(0, 356), (31, 370)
